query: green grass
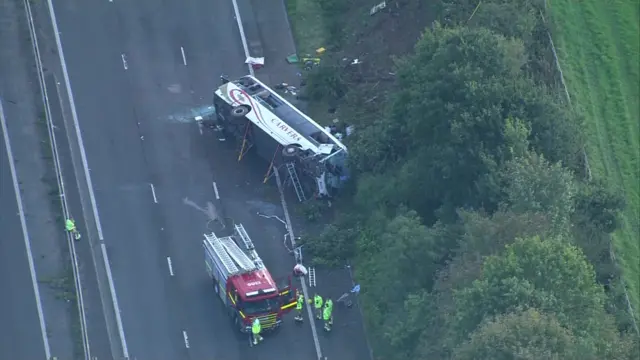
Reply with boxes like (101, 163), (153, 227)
(285, 0), (337, 125)
(548, 0), (640, 321)
(285, 0), (327, 56)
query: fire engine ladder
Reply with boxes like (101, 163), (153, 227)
(204, 233), (240, 277)
(285, 162), (306, 202)
(234, 224), (265, 270)
(218, 235), (257, 273)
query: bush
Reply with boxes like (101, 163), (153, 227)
(304, 61), (347, 102)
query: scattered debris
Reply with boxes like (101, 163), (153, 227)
(287, 53), (322, 70)
(275, 83), (299, 96)
(245, 56), (264, 70)
(286, 54), (300, 64)
(370, 1), (387, 16)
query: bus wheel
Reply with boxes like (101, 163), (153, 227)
(282, 144), (301, 157)
(231, 105), (250, 117)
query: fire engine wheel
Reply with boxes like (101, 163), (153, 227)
(233, 314), (243, 332)
(282, 144), (301, 157)
(231, 105), (250, 117)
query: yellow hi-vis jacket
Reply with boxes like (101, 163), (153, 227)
(296, 294), (304, 310)
(251, 319), (261, 334)
(314, 295), (323, 309)
(323, 305), (332, 320)
(65, 219), (76, 232)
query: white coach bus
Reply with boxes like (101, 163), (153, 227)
(213, 75), (349, 197)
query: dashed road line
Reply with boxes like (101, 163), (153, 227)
(182, 331), (190, 349)
(166, 257), (174, 276)
(46, 0), (130, 356)
(121, 54), (128, 70)
(212, 181), (220, 200)
(180, 46), (187, 66)
(149, 183), (158, 203)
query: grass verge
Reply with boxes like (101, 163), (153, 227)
(40, 267), (84, 359)
(548, 0), (639, 321)
(285, 0), (327, 56)
(36, 110), (85, 358)
(284, 0), (337, 125)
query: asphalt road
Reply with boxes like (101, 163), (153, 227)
(0, 124), (47, 360)
(52, 1), (317, 359)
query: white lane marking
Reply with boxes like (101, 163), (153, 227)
(166, 257), (174, 276)
(230, 0), (255, 76)
(0, 100), (52, 360)
(180, 46), (187, 66)
(121, 54), (128, 70)
(273, 169), (322, 359)
(212, 181), (220, 200)
(182, 331), (190, 348)
(21, 0), (92, 355)
(195, 115), (203, 135)
(46, 1), (129, 357)
(149, 183), (158, 203)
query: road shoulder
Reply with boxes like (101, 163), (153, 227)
(0, 1), (76, 358)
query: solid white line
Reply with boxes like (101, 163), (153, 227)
(180, 46), (187, 66)
(46, 1), (129, 357)
(230, 0), (255, 76)
(273, 169), (322, 359)
(150, 183), (158, 203)
(167, 257), (174, 276)
(212, 181), (220, 200)
(182, 331), (190, 348)
(121, 54), (128, 70)
(0, 101), (52, 360)
(21, 0), (92, 355)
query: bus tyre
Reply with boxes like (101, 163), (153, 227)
(231, 105), (249, 117)
(282, 144), (300, 157)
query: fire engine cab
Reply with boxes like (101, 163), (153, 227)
(203, 224), (297, 333)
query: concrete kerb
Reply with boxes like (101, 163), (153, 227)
(20, 0), (90, 357)
(274, 168), (324, 360)
(44, 0), (130, 357)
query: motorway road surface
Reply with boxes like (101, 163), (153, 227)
(51, 1), (317, 359)
(0, 121), (47, 360)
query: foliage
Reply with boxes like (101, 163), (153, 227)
(299, 212), (360, 267)
(451, 236), (605, 340)
(304, 60), (347, 103)
(452, 309), (581, 360)
(499, 151), (577, 230)
(549, 0), (640, 319)
(349, 24), (582, 224)
(284, 0), (637, 356)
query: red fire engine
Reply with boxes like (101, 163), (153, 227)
(203, 224), (297, 333)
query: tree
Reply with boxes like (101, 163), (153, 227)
(453, 307), (640, 360)
(451, 236), (605, 344)
(500, 151), (577, 230)
(453, 309), (581, 360)
(356, 208), (447, 357)
(348, 24), (582, 223)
